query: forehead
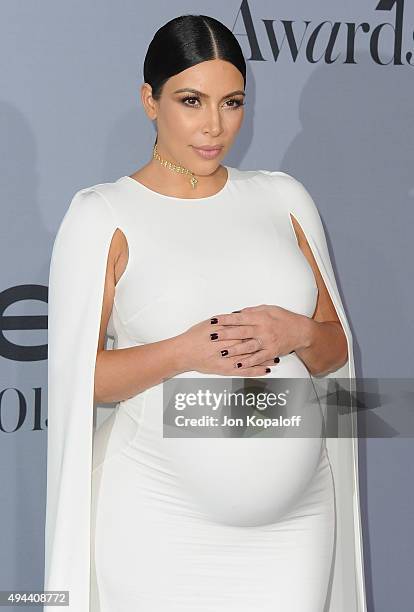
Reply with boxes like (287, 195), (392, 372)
(164, 59), (244, 93)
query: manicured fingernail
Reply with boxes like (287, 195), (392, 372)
(232, 310), (241, 313)
(274, 357), (280, 363)
(210, 333), (218, 340)
(236, 362), (242, 368)
(210, 317), (218, 324)
(265, 367), (271, 373)
(221, 350), (228, 356)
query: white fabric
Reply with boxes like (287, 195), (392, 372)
(44, 166), (367, 611)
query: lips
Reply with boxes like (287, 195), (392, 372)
(192, 145), (223, 160)
(193, 145), (223, 151)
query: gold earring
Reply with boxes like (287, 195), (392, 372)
(152, 143), (198, 189)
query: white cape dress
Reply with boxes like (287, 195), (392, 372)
(43, 169), (367, 611)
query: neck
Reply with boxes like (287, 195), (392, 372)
(143, 159), (227, 199)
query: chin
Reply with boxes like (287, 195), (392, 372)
(192, 156), (224, 168)
(195, 164), (222, 177)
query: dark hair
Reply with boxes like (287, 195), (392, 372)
(143, 14), (246, 101)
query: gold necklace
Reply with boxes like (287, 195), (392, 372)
(152, 143), (198, 189)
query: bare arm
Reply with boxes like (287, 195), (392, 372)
(290, 214), (348, 377)
(93, 229), (186, 404)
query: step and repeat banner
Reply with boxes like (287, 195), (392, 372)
(1, 1), (413, 610)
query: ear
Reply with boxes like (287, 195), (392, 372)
(140, 82), (158, 120)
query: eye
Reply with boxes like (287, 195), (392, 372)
(181, 95), (201, 107)
(224, 98), (245, 109)
(180, 96), (246, 109)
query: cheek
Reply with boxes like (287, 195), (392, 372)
(225, 111), (244, 136)
(164, 106), (196, 134)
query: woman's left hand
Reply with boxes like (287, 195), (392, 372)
(209, 304), (311, 369)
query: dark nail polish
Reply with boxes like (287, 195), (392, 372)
(210, 333), (218, 340)
(265, 367), (271, 373)
(274, 357), (280, 363)
(221, 350), (228, 356)
(232, 310), (241, 313)
(210, 317), (218, 324)
(236, 362), (242, 368)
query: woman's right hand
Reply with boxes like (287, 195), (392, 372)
(175, 317), (272, 377)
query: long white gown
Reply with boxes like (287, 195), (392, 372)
(44, 166), (367, 611)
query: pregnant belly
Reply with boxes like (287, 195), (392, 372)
(163, 353), (324, 526)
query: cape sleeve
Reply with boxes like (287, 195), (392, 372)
(262, 170), (368, 612)
(44, 187), (118, 611)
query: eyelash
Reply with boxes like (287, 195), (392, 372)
(180, 95), (245, 109)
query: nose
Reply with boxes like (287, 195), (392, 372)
(202, 105), (224, 136)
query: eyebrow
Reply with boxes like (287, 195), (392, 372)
(173, 88), (246, 99)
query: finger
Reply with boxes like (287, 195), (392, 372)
(230, 350), (270, 369)
(223, 338), (268, 357)
(214, 338), (241, 352)
(209, 325), (256, 342)
(219, 351), (252, 366)
(258, 357), (280, 366)
(218, 351), (273, 371)
(229, 363), (273, 377)
(210, 311), (255, 327)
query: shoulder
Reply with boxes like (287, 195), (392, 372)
(231, 167), (326, 240)
(61, 179), (124, 227)
(255, 168), (323, 224)
(231, 166), (320, 213)
(230, 166), (308, 198)
(52, 180), (123, 253)
(256, 169), (314, 203)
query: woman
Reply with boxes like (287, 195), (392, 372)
(44, 14), (367, 612)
